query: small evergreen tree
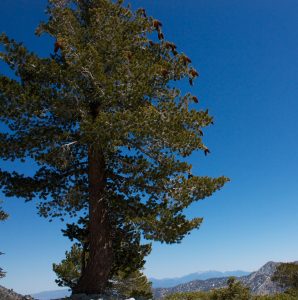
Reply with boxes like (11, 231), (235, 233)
(111, 270), (152, 299)
(211, 277), (251, 300)
(0, 0), (228, 294)
(53, 244), (82, 289)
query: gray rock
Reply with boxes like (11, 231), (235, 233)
(0, 285), (34, 300)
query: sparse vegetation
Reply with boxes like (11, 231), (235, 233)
(165, 291), (212, 300)
(164, 277), (250, 300)
(272, 263), (298, 295)
(165, 291), (298, 300)
(164, 277), (298, 300)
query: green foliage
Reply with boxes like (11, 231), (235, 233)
(112, 270), (153, 299)
(0, 0), (228, 242)
(254, 292), (298, 300)
(53, 244), (152, 298)
(53, 244), (82, 288)
(272, 263), (298, 292)
(212, 277), (250, 300)
(0, 0), (229, 291)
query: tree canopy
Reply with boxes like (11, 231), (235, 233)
(0, 0), (228, 294)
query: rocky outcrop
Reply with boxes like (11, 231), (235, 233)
(240, 261), (283, 295)
(0, 285), (34, 300)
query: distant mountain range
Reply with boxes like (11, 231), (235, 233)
(0, 285), (34, 300)
(153, 261), (284, 299)
(150, 270), (250, 288)
(30, 289), (70, 300)
(24, 261), (286, 299)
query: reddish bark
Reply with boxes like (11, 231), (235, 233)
(74, 147), (113, 294)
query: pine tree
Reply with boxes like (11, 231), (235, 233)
(0, 0), (228, 294)
(112, 270), (153, 299)
(212, 277), (251, 300)
(53, 244), (82, 289)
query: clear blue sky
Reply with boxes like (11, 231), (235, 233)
(1, 0), (298, 295)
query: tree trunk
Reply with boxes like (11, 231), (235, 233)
(74, 147), (113, 294)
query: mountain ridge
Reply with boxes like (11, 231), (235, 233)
(150, 270), (250, 288)
(153, 261), (284, 299)
(0, 285), (34, 300)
